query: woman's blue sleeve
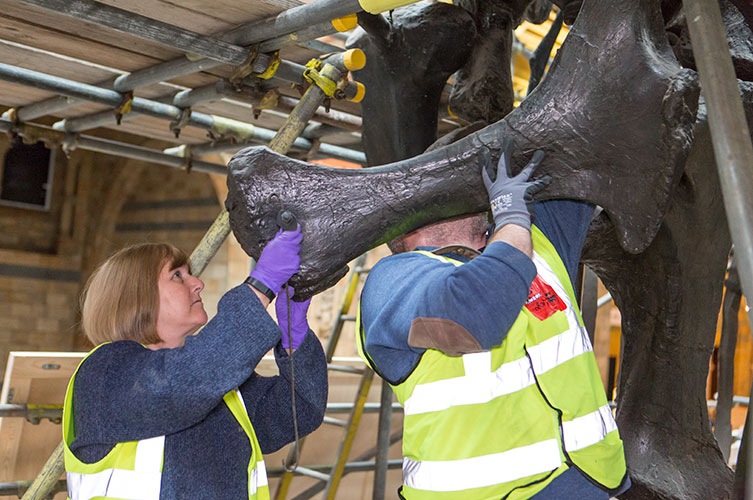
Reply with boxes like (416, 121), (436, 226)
(238, 331), (328, 453)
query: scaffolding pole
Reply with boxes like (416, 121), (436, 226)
(220, 0), (419, 47)
(20, 443), (65, 500)
(12, 4), (358, 122)
(51, 57), (363, 135)
(683, 1), (753, 497)
(0, 404), (62, 424)
(173, 80), (363, 131)
(1, 479), (66, 498)
(165, 139), (365, 165)
(372, 380), (393, 500)
(0, 63), (365, 164)
(0, 119), (226, 175)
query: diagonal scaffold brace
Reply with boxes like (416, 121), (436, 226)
(20, 48), (366, 500)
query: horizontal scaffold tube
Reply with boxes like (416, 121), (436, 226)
(0, 404), (62, 422)
(0, 63), (362, 159)
(164, 130), (366, 164)
(267, 459), (402, 478)
(0, 480), (66, 498)
(0, 118), (227, 175)
(195, 81), (363, 131)
(12, 6), (359, 121)
(0, 63), (252, 136)
(53, 52), (365, 135)
(221, 0), (417, 46)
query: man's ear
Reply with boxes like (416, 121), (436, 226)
(388, 236), (409, 254)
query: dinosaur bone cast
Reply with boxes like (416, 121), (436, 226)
(582, 95), (750, 498)
(226, 0), (698, 300)
(448, 0), (528, 123)
(347, 2), (476, 165)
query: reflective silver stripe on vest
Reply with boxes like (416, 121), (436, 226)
(402, 320), (593, 417)
(402, 439), (562, 492)
(249, 460), (269, 495)
(402, 352), (534, 416)
(529, 253), (618, 452)
(562, 404), (617, 452)
(67, 435), (165, 500)
(234, 389), (269, 497)
(526, 323), (592, 376)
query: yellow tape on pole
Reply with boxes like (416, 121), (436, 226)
(348, 81), (366, 103)
(358, 0), (419, 15)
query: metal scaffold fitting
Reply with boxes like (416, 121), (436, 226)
(303, 60), (339, 99)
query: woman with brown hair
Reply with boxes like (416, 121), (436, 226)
(62, 227), (327, 499)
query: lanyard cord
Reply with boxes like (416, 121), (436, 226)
(281, 285), (300, 472)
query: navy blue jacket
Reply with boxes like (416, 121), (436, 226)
(70, 284), (328, 499)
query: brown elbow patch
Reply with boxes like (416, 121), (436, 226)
(408, 317), (483, 357)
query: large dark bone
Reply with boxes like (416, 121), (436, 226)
(578, 9), (753, 497)
(346, 2), (476, 165)
(667, 0), (753, 82)
(448, 0), (532, 122)
(226, 0), (698, 299)
(581, 91), (753, 497)
(550, 0), (582, 25)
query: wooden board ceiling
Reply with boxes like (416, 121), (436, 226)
(0, 0), (559, 162)
(0, 0), (365, 153)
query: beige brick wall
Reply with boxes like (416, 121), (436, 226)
(0, 142), (231, 370)
(0, 251), (80, 375)
(107, 162), (228, 319)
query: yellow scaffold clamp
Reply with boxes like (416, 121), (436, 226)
(1, 108), (18, 139)
(114, 90), (135, 125)
(302, 59), (338, 99)
(256, 51), (281, 80)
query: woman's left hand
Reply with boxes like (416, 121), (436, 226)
(276, 287), (312, 350)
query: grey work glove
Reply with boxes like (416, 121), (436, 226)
(481, 139), (551, 231)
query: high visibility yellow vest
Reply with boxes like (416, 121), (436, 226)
(62, 345), (270, 500)
(357, 226), (627, 500)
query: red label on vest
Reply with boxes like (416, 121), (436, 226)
(525, 275), (567, 321)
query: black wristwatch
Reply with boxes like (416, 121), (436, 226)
(244, 277), (276, 301)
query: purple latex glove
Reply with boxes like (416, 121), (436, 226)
(249, 226), (303, 295)
(276, 287), (312, 350)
